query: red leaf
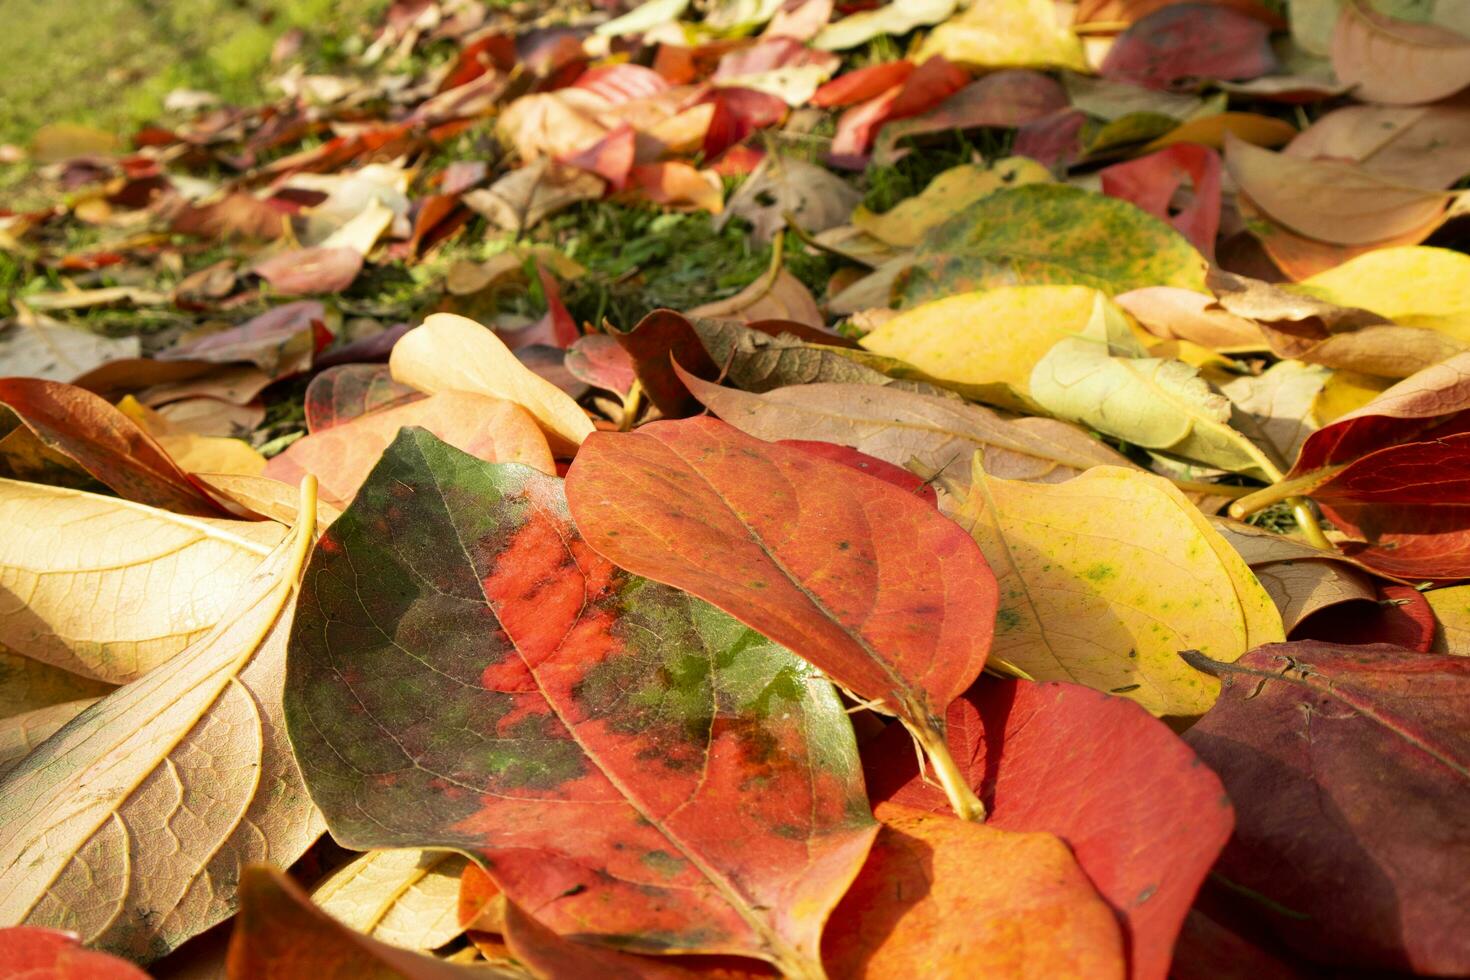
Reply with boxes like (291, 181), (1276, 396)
(712, 38), (839, 79)
(778, 439), (938, 504)
(1293, 584), (1436, 651)
(872, 70), (1069, 165)
(1014, 109), (1087, 169)
(862, 679), (1233, 980)
(697, 87), (788, 159)
(1100, 144), (1222, 258)
(827, 57), (968, 169)
(573, 63), (671, 104)
(811, 61), (915, 108)
(1100, 5), (1278, 91)
(534, 261), (580, 348)
(0, 378), (225, 516)
(886, 56), (971, 121)
(565, 416), (999, 811)
(565, 334), (637, 396)
(0, 926), (150, 979)
(253, 247), (363, 296)
(1183, 642), (1470, 974)
(304, 364), (423, 433)
(561, 123), (636, 190)
(612, 309), (721, 416)
(170, 192), (291, 240)
(821, 804), (1127, 978)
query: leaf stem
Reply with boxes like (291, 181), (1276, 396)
(619, 379), (644, 432)
(1228, 466), (1344, 519)
(904, 714), (986, 822)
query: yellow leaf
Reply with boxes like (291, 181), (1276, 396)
(949, 463), (1284, 716)
(851, 158), (1052, 248)
(0, 644), (114, 719)
(1029, 297), (1284, 479)
(0, 482), (324, 961)
(117, 395), (266, 478)
(1300, 246), (1470, 343)
(917, 0), (1088, 70)
(312, 849), (469, 951)
(0, 479), (287, 683)
(1426, 586), (1470, 656)
(0, 698), (100, 774)
(858, 285), (1107, 411)
(1143, 112), (1298, 152)
(389, 313), (595, 455)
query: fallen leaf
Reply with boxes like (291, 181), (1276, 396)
(117, 397), (266, 479)
(1116, 287), (1267, 351)
(860, 284), (1118, 411)
(689, 268), (822, 328)
(1100, 4), (1277, 89)
(1140, 111), (1297, 152)
(266, 391), (553, 508)
(566, 415), (998, 818)
(821, 803), (1125, 978)
(626, 162), (724, 214)
(565, 334), (637, 397)
(917, 0), (1088, 70)
(1210, 517), (1376, 632)
(1427, 585), (1470, 655)
(689, 317), (917, 394)
(611, 309), (721, 416)
(677, 367), (1132, 488)
(863, 678), (1236, 980)
(811, 61), (914, 107)
(871, 70), (1068, 165)
(1219, 360), (1330, 463)
(812, 0), (956, 51)
(1076, 0), (1283, 26)
(1294, 582), (1437, 651)
(1332, 0), (1470, 105)
(285, 429), (876, 974)
(852, 157), (1052, 248)
(1099, 144), (1221, 258)
(312, 849), (469, 951)
(1183, 642), (1470, 974)
(389, 313), (594, 455)
(0, 926), (150, 978)
(463, 158), (606, 233)
(0, 486), (322, 961)
(253, 247), (364, 296)
(0, 378), (226, 517)
(596, 0), (691, 36)
(0, 303), (140, 383)
(1028, 297), (1284, 479)
(1286, 102), (1470, 189)
(161, 301), (326, 380)
(0, 699), (100, 775)
(227, 866), (513, 979)
(903, 184), (1208, 304)
(1297, 246), (1470, 339)
(718, 154), (860, 241)
(304, 364), (423, 433)
(947, 462), (1282, 715)
(1225, 132), (1452, 246)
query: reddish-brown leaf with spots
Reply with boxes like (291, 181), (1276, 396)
(284, 428), (877, 979)
(565, 416), (999, 819)
(1183, 642), (1470, 974)
(861, 679), (1233, 980)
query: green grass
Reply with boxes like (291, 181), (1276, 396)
(0, 0), (388, 146)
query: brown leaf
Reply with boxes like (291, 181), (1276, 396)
(1332, 0), (1470, 106)
(253, 247), (364, 296)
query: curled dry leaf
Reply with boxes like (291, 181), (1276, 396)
(566, 416), (999, 819)
(1183, 642), (1470, 974)
(0, 483), (323, 961)
(312, 849), (469, 952)
(1116, 287), (1267, 351)
(688, 317), (916, 394)
(0, 378), (227, 517)
(0, 926), (151, 979)
(863, 678), (1236, 980)
(1209, 517), (1376, 632)
(285, 430), (877, 977)
(947, 462), (1282, 716)
(822, 803), (1125, 979)
(1331, 0), (1470, 106)
(0, 478), (286, 683)
(1225, 133), (1452, 246)
(611, 308), (720, 416)
(228, 866), (516, 979)
(265, 391), (554, 509)
(389, 312), (594, 455)
(676, 366), (1131, 489)
(463, 158), (607, 233)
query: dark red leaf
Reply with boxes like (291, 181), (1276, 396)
(161, 300), (327, 379)
(612, 309), (721, 416)
(1182, 642), (1470, 974)
(1014, 109), (1088, 169)
(561, 124), (636, 190)
(1100, 4), (1278, 90)
(872, 70), (1069, 165)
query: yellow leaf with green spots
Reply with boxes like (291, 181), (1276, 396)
(851, 157), (1052, 248)
(947, 462), (1283, 717)
(859, 285), (1114, 412)
(901, 185), (1208, 306)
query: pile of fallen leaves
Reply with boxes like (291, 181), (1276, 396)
(2, 0), (1469, 977)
